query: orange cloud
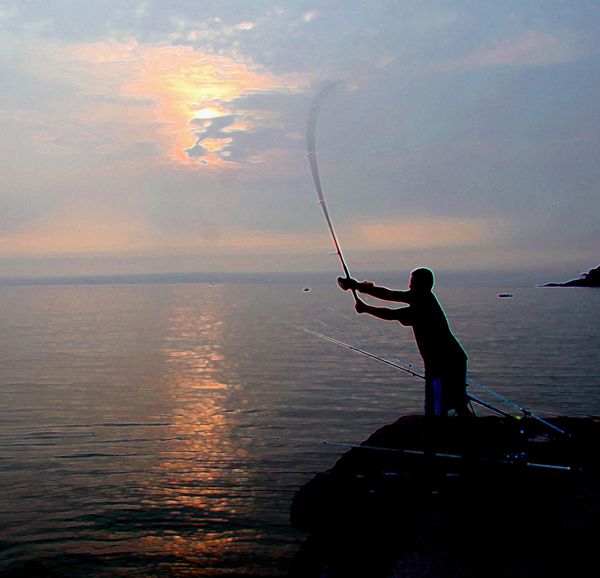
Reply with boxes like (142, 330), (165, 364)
(22, 38), (307, 167)
(197, 137), (233, 153)
(0, 210), (327, 257)
(350, 219), (496, 249)
(0, 210), (157, 255)
(0, 212), (498, 259)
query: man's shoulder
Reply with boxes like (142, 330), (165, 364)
(409, 290), (438, 305)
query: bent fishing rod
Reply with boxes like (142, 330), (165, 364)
(307, 82), (358, 304)
(304, 86), (564, 436)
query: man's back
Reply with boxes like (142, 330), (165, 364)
(395, 290), (467, 376)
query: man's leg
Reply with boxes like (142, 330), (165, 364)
(425, 378), (443, 417)
(442, 363), (471, 417)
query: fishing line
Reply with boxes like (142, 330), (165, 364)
(306, 82), (358, 304)
(238, 433), (413, 453)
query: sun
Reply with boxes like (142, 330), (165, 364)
(193, 107), (231, 120)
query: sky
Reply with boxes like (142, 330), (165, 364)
(0, 0), (599, 279)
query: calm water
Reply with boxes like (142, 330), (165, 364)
(0, 279), (599, 576)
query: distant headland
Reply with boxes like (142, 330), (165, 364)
(539, 264), (600, 287)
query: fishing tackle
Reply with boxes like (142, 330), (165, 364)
(313, 317), (418, 371)
(306, 82), (358, 304)
(304, 86), (565, 437)
(282, 319), (424, 379)
(236, 434), (572, 471)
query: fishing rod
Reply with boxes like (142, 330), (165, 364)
(236, 434), (572, 471)
(465, 394), (514, 420)
(282, 318), (507, 417)
(313, 318), (504, 420)
(285, 317), (567, 434)
(313, 317), (419, 372)
(304, 85), (566, 434)
(329, 307), (421, 357)
(304, 87), (566, 435)
(463, 376), (566, 434)
(285, 320), (511, 416)
(282, 319), (425, 379)
(306, 82), (358, 304)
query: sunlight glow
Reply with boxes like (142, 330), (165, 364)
(39, 39), (307, 168)
(354, 219), (494, 248)
(193, 107), (231, 119)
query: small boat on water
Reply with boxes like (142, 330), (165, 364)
(288, 414), (600, 578)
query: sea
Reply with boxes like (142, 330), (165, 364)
(0, 273), (598, 577)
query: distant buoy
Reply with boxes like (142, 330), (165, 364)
(302, 286), (311, 292)
(498, 293), (514, 298)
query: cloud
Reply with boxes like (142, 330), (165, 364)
(0, 211), (499, 258)
(0, 212), (326, 258)
(348, 218), (497, 249)
(0, 209), (157, 255)
(0, 202), (589, 278)
(4, 35), (308, 169)
(438, 29), (588, 71)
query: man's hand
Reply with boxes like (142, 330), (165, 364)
(337, 276), (357, 291)
(355, 297), (368, 314)
(338, 277), (375, 291)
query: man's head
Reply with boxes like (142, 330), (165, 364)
(409, 268), (435, 292)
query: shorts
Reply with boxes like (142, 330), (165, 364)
(424, 373), (467, 417)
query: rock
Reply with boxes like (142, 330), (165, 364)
(539, 264), (600, 287)
(288, 415), (600, 578)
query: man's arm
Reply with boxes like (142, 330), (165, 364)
(338, 277), (410, 303)
(354, 296), (407, 322)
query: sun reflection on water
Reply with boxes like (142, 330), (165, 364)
(128, 285), (261, 562)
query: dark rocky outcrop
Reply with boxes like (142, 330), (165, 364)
(539, 264), (600, 287)
(288, 415), (600, 578)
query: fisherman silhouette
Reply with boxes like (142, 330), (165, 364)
(338, 268), (471, 418)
